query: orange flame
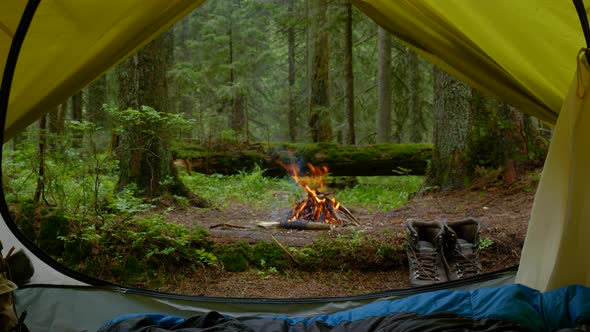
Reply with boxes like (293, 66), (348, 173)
(278, 161), (342, 224)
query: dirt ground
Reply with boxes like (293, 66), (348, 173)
(158, 174), (537, 298)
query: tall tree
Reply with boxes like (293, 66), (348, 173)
(308, 0), (332, 142)
(391, 39), (409, 143)
(376, 27), (392, 143)
(424, 67), (471, 190)
(47, 104), (65, 150)
(87, 75), (108, 127)
(178, 15), (192, 116)
(71, 90), (83, 147)
(116, 31), (208, 206)
(33, 114), (47, 209)
(343, 0), (355, 145)
(408, 51), (427, 142)
(287, 0), (297, 142)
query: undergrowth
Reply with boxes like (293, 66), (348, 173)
(3, 129), (419, 289)
(181, 169), (423, 211)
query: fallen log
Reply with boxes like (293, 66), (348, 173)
(172, 141), (431, 176)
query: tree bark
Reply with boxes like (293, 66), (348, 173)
(47, 104), (65, 150)
(179, 15), (192, 116)
(287, 0), (297, 142)
(424, 67), (471, 190)
(116, 32), (208, 207)
(308, 0), (332, 142)
(391, 40), (409, 143)
(227, 8), (247, 142)
(343, 0), (355, 145)
(408, 51), (425, 142)
(87, 75), (107, 127)
(376, 27), (392, 143)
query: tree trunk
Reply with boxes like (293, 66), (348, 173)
(227, 10), (247, 142)
(34, 115), (47, 207)
(343, 0), (355, 145)
(391, 40), (409, 143)
(71, 90), (83, 147)
(287, 0), (297, 142)
(179, 15), (192, 116)
(47, 104), (65, 150)
(424, 67), (471, 190)
(308, 0), (332, 142)
(87, 75), (107, 127)
(116, 32), (208, 207)
(408, 51), (425, 142)
(173, 142), (432, 176)
(376, 27), (392, 143)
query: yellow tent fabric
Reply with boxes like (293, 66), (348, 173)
(1, 0), (590, 292)
(0, 0), (204, 140)
(352, 0), (584, 125)
(516, 51), (590, 291)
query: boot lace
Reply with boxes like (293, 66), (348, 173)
(408, 245), (441, 281)
(451, 248), (482, 278)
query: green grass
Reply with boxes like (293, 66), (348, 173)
(181, 170), (423, 211)
(180, 168), (301, 209)
(336, 176), (424, 211)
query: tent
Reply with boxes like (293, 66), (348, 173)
(1, 0), (590, 330)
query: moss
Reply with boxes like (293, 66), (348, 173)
(37, 209), (69, 257)
(212, 241), (254, 272)
(219, 252), (249, 272)
(252, 242), (289, 271)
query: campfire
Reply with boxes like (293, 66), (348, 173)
(278, 161), (360, 229)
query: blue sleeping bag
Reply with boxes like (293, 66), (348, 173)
(99, 284), (590, 332)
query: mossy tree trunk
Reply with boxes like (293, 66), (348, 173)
(308, 0), (332, 142)
(424, 67), (471, 190)
(376, 27), (392, 143)
(116, 32), (208, 207)
(343, 0), (355, 145)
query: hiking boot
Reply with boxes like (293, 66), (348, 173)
(443, 218), (482, 280)
(406, 220), (448, 287)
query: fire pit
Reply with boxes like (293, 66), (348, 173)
(279, 162), (360, 230)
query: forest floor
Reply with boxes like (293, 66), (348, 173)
(158, 172), (538, 298)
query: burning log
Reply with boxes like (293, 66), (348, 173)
(278, 161), (361, 229)
(285, 189), (360, 227)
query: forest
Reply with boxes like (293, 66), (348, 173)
(2, 0), (551, 297)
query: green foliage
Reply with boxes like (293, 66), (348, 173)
(479, 237), (494, 250)
(252, 242), (288, 272)
(213, 241), (253, 272)
(337, 176), (423, 211)
(290, 230), (406, 271)
(37, 209), (69, 256)
(108, 105), (194, 140)
(57, 192), (217, 283)
(181, 167), (298, 209)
